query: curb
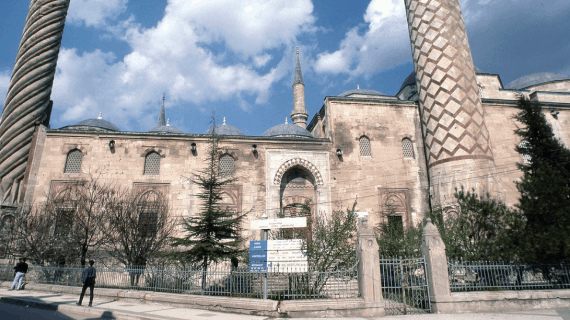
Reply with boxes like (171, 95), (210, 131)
(0, 295), (171, 320)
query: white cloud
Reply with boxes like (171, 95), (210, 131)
(314, 0), (409, 77)
(51, 0), (315, 129)
(166, 0), (314, 56)
(68, 0), (128, 28)
(0, 71), (10, 110)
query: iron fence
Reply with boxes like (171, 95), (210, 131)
(448, 260), (570, 292)
(0, 263), (358, 300)
(379, 257), (431, 315)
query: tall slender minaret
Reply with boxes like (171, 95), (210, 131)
(157, 95), (166, 127)
(291, 47), (308, 129)
(404, 0), (495, 205)
(0, 0), (70, 207)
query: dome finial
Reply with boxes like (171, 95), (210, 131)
(285, 117), (288, 124)
(357, 84), (360, 89)
(166, 119), (170, 126)
(98, 112), (102, 119)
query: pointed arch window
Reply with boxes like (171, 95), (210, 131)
(64, 149), (83, 173)
(402, 138), (414, 158)
(359, 136), (372, 157)
(144, 152), (161, 175)
(137, 191), (161, 238)
(219, 154), (235, 178)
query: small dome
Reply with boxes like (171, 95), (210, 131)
(505, 72), (570, 90)
(149, 120), (183, 134)
(339, 88), (384, 97)
(204, 118), (244, 136)
(61, 113), (120, 132)
(263, 119), (313, 138)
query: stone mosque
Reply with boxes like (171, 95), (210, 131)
(1, 0), (570, 242)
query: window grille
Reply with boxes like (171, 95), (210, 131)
(144, 152), (161, 175)
(219, 154), (234, 177)
(137, 191), (160, 237)
(402, 138), (414, 158)
(359, 136), (371, 157)
(519, 140), (531, 165)
(64, 149), (83, 173)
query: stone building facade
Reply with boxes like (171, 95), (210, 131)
(1, 0), (570, 251)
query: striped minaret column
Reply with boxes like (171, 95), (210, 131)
(404, 0), (495, 204)
(0, 0), (70, 206)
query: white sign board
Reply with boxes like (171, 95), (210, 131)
(266, 250), (307, 262)
(251, 217), (307, 230)
(267, 239), (304, 250)
(356, 211), (368, 218)
(267, 261), (308, 273)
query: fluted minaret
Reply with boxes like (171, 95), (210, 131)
(157, 95), (166, 126)
(291, 47), (308, 129)
(404, 0), (495, 205)
(0, 0), (70, 206)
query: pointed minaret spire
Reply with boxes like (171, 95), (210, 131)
(293, 47), (304, 85)
(157, 94), (166, 126)
(291, 46), (308, 129)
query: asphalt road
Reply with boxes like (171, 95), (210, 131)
(0, 301), (113, 320)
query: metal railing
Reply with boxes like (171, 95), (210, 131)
(0, 263), (358, 300)
(448, 260), (570, 292)
(379, 257), (431, 315)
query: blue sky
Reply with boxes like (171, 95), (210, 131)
(1, 0), (569, 136)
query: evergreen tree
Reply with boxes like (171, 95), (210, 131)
(170, 119), (245, 288)
(514, 97), (570, 263)
(376, 218), (423, 258)
(427, 188), (522, 261)
(376, 204), (423, 257)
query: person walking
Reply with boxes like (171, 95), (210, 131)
(76, 260), (96, 307)
(9, 258), (28, 290)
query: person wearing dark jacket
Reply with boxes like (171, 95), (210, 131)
(77, 260), (96, 307)
(9, 258), (28, 290)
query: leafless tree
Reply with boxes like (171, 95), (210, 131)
(9, 203), (65, 265)
(102, 188), (176, 286)
(52, 176), (112, 267)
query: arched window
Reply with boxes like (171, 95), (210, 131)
(64, 149), (83, 173)
(359, 136), (371, 157)
(144, 152), (161, 175)
(219, 154), (234, 177)
(54, 188), (77, 239)
(0, 215), (14, 257)
(519, 140), (531, 165)
(137, 191), (161, 238)
(402, 138), (414, 158)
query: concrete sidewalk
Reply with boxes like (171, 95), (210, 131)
(1, 286), (569, 320)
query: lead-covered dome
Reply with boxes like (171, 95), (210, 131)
(204, 118), (244, 136)
(263, 119), (313, 138)
(505, 73), (570, 90)
(149, 119), (183, 134)
(60, 113), (120, 132)
(339, 88), (384, 97)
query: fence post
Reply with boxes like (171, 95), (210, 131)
(356, 217), (383, 303)
(421, 218), (451, 313)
